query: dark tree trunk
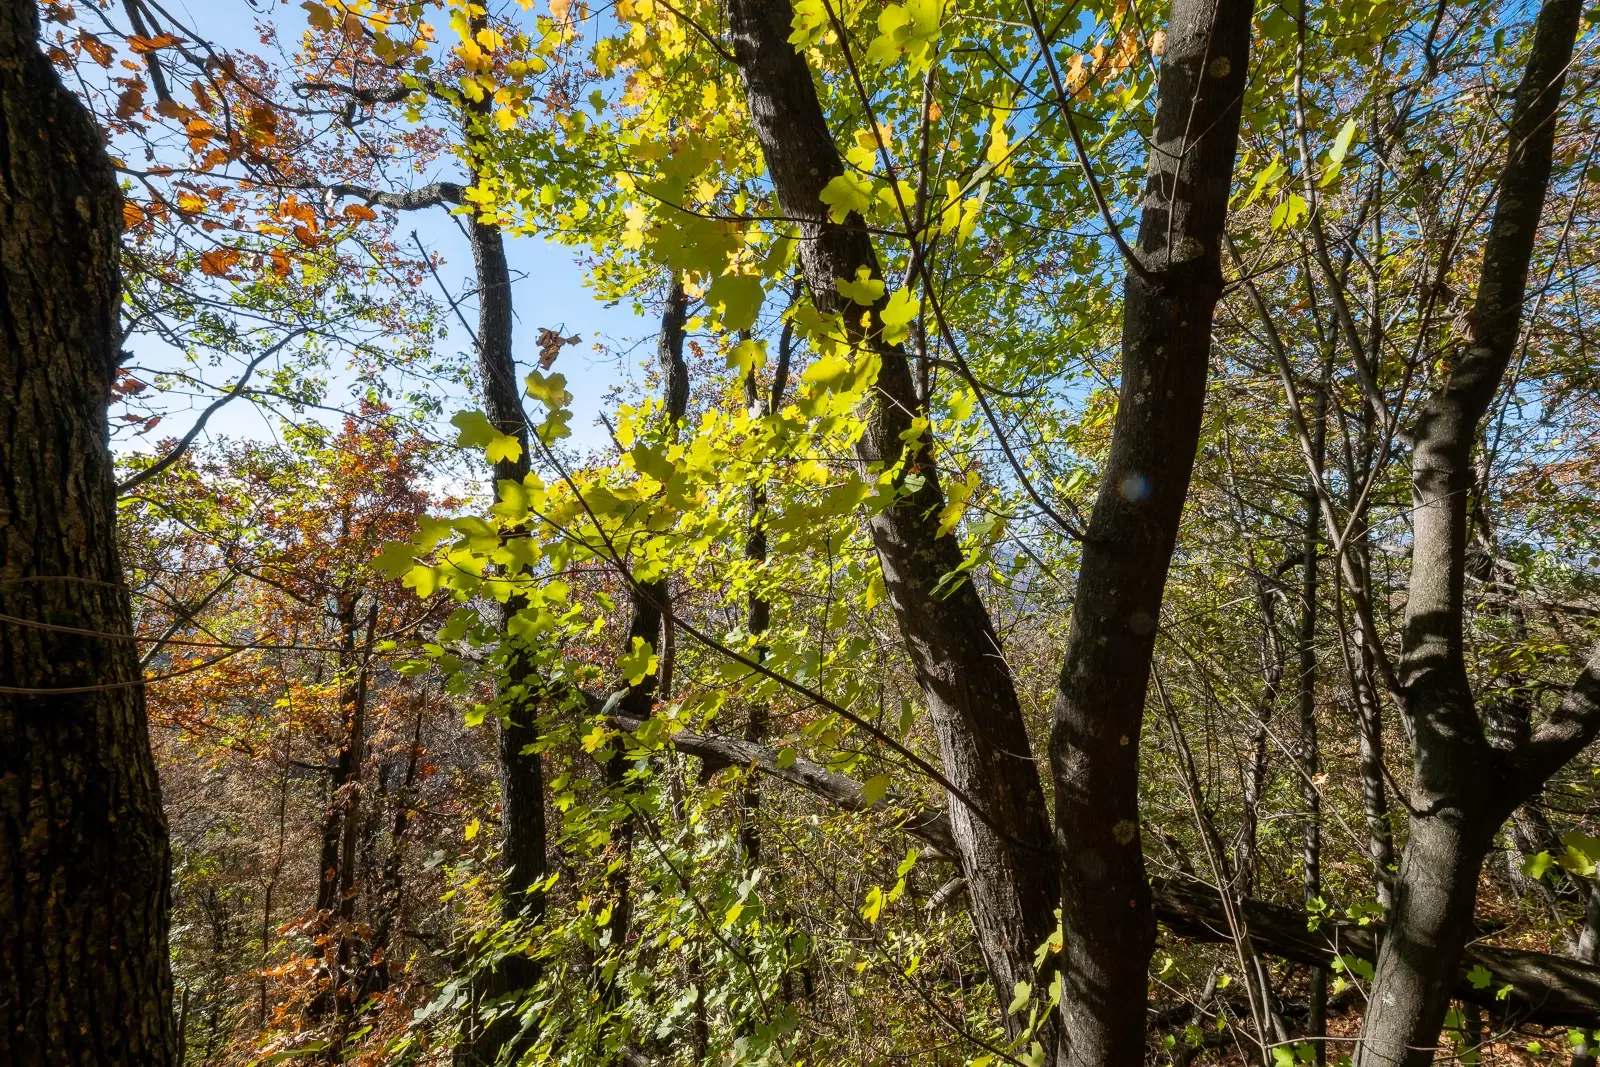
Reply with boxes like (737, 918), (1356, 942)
(724, 0), (1061, 1049)
(0, 1), (178, 1062)
(1358, 1), (1585, 1063)
(737, 319), (791, 866)
(1047, 0), (1253, 1063)
(600, 279), (689, 975)
(457, 113), (546, 1063)
(1298, 382), (1329, 1062)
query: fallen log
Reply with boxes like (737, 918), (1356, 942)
(606, 705), (1600, 1028)
(1154, 879), (1600, 1028)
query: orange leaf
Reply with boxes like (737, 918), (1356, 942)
(115, 85), (144, 119)
(293, 224), (320, 248)
(199, 249), (235, 277)
(269, 249), (293, 277)
(78, 32), (114, 67)
(122, 202), (146, 229)
(248, 105), (279, 144)
(341, 204), (378, 222)
(127, 33), (179, 53)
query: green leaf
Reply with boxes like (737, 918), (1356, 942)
(630, 442), (675, 484)
(376, 540), (418, 577)
(1465, 963), (1492, 990)
(1319, 117), (1359, 187)
(865, 2), (941, 70)
(775, 746), (798, 769)
(1242, 154), (1285, 208)
(727, 337), (766, 376)
(819, 173), (873, 224)
(861, 884), (886, 924)
(837, 266), (885, 306)
(451, 409), (496, 446)
(1563, 832), (1600, 877)
(860, 773), (890, 806)
(485, 432), (523, 465)
(788, 0), (829, 47)
(802, 353), (853, 390)
(452, 409), (521, 463)
(535, 408), (573, 444)
(1270, 193), (1308, 231)
(525, 369), (572, 409)
(1008, 980), (1031, 1015)
(708, 272), (765, 332)
(618, 635), (658, 686)
(879, 286), (920, 344)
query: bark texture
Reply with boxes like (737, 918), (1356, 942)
(1047, 0), (1253, 1062)
(0, 0), (178, 1061)
(1357, 1), (1587, 1063)
(724, 0), (1060, 1047)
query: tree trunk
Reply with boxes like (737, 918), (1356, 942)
(1047, 0), (1253, 1062)
(457, 148), (546, 1066)
(737, 318), (791, 866)
(1357, 1), (1583, 1063)
(0, 0), (178, 1061)
(1299, 376), (1329, 1062)
(724, 1), (1061, 1048)
(600, 280), (688, 976)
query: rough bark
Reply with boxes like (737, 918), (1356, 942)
(1047, 0), (1253, 1062)
(1358, 1), (1586, 1063)
(0, 0), (178, 1061)
(724, 0), (1060, 1047)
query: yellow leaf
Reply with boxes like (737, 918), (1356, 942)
(302, 1), (335, 31)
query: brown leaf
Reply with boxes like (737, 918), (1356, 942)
(116, 85), (144, 119)
(536, 328), (581, 369)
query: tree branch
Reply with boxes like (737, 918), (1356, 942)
(115, 328), (307, 495)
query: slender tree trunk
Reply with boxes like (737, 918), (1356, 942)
(363, 703), (426, 997)
(1048, 0), (1253, 1062)
(457, 74), (547, 1058)
(601, 280), (689, 977)
(333, 603), (379, 1033)
(1357, 1), (1583, 1063)
(0, 1), (178, 1061)
(1299, 374), (1329, 1062)
(737, 319), (791, 866)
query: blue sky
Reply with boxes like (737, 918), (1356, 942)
(113, 0), (650, 458)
